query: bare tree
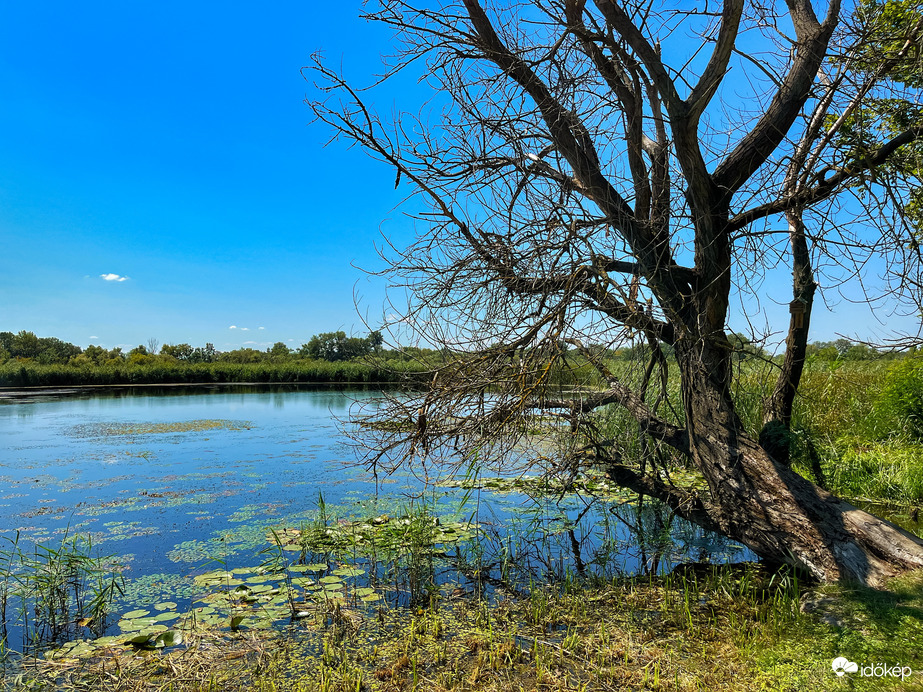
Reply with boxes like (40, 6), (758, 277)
(308, 0), (923, 586)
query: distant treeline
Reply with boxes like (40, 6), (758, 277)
(0, 330), (438, 387)
(0, 328), (907, 388)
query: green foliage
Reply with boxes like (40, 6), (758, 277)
(831, 0), (923, 230)
(161, 343), (194, 360)
(852, 0), (923, 88)
(0, 330), (83, 365)
(0, 358), (429, 387)
(826, 437), (923, 499)
(879, 356), (923, 439)
(302, 330), (377, 361)
(805, 338), (892, 362)
(267, 342), (291, 361)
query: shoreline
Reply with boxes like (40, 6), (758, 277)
(0, 381), (397, 399)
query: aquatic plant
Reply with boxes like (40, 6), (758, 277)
(0, 530), (124, 652)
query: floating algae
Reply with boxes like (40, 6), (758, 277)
(67, 419), (252, 438)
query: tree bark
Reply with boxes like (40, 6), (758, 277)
(676, 338), (923, 586)
(764, 209), (817, 431)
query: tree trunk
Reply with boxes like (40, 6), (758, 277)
(762, 209), (817, 448)
(676, 339), (923, 587)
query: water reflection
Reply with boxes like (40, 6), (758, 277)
(0, 385), (753, 651)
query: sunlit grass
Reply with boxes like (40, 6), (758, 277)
(11, 564), (922, 691)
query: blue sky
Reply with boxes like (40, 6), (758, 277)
(0, 1), (410, 352)
(0, 2), (916, 353)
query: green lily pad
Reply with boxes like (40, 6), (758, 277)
(154, 602), (177, 611)
(93, 635), (124, 647)
(153, 630), (182, 648)
(246, 573), (286, 583)
(122, 609), (151, 619)
(125, 632), (155, 645)
(332, 567), (364, 578)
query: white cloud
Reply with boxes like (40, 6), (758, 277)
(100, 273), (128, 282)
(229, 325), (237, 329)
(258, 326), (265, 330)
(241, 327), (249, 331)
(89, 336), (99, 340)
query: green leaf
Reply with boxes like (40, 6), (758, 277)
(332, 567), (365, 578)
(153, 630), (183, 648)
(122, 609), (151, 619)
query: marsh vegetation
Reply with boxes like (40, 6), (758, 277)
(0, 365), (921, 690)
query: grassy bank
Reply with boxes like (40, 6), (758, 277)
(11, 565), (923, 691)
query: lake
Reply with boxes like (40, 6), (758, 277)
(0, 385), (749, 655)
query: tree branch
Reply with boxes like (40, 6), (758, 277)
(543, 381), (689, 454)
(729, 125), (923, 232)
(713, 0), (841, 197)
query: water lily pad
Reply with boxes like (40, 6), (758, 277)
(152, 630), (182, 647)
(318, 593), (345, 604)
(122, 609), (151, 619)
(247, 583), (274, 594)
(93, 635), (124, 647)
(154, 601), (177, 611)
(361, 593), (382, 602)
(126, 632), (155, 645)
(319, 576), (342, 584)
(246, 573), (286, 583)
(331, 567), (364, 578)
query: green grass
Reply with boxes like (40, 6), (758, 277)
(11, 564), (922, 691)
(592, 356), (923, 504)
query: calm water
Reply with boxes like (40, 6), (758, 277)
(1, 386), (388, 574)
(0, 385), (749, 650)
